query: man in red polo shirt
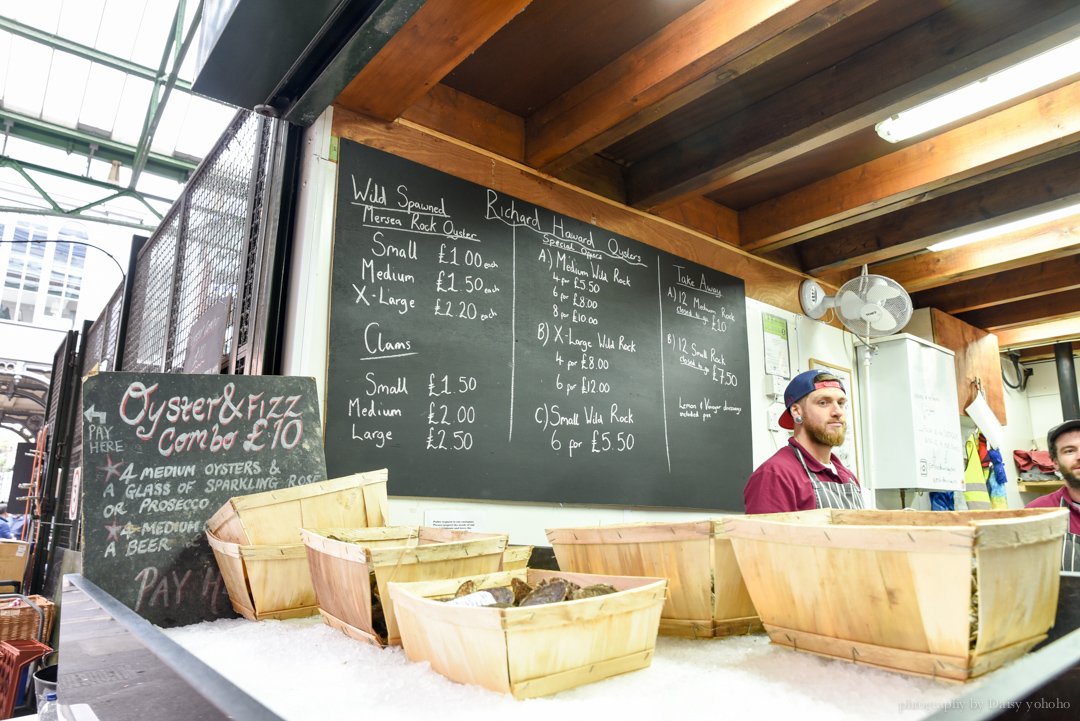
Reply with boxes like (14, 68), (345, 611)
(1025, 419), (1080, 571)
(744, 369), (862, 513)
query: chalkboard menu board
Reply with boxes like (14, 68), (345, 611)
(326, 140), (751, 509)
(80, 372), (327, 626)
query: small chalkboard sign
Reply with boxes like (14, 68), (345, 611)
(80, 372), (327, 627)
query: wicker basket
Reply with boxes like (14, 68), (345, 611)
(723, 508), (1069, 680)
(389, 568), (667, 699)
(207, 469), (388, 546)
(301, 526), (508, 646)
(0, 595), (55, 642)
(547, 519), (760, 638)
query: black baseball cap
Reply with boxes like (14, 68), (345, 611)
(1047, 419), (1080, 457)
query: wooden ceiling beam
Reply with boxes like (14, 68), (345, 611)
(629, 0), (1080, 211)
(335, 0), (532, 121)
(798, 149), (1080, 274)
(524, 0), (870, 175)
(995, 317), (1080, 350)
(401, 84), (525, 162)
(332, 106), (840, 317)
(1017, 342), (1080, 362)
(869, 218), (1080, 293)
(957, 288), (1080, 331)
(651, 197), (740, 247)
(739, 78), (1080, 252)
(912, 255), (1080, 314)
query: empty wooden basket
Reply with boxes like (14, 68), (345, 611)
(501, 545), (533, 571)
(389, 568), (667, 699)
(206, 531), (318, 621)
(301, 526), (508, 646)
(207, 469), (388, 545)
(206, 470), (389, 621)
(547, 519), (759, 637)
(723, 508), (1070, 681)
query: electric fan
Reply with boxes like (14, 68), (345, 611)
(799, 268), (913, 342)
(798, 267), (914, 509)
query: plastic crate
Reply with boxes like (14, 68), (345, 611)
(0, 639), (51, 718)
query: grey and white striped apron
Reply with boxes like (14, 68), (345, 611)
(792, 445), (864, 510)
(1056, 495), (1079, 572)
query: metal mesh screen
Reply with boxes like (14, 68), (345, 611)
(42, 332), (75, 551)
(164, 111), (261, 373)
(28, 108), (287, 590)
(237, 118), (272, 353)
(123, 210), (180, 371)
(104, 289), (123, 370)
(82, 286), (122, 373)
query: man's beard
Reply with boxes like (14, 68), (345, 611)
(807, 419), (846, 447)
(1060, 463), (1080, 490)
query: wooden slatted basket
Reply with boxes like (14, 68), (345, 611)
(206, 470), (389, 621)
(207, 469), (388, 545)
(547, 519), (759, 638)
(301, 526), (508, 646)
(389, 568), (667, 699)
(723, 508), (1070, 681)
(500, 545), (533, 571)
(206, 531), (318, 621)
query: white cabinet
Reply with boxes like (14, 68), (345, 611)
(862, 334), (964, 491)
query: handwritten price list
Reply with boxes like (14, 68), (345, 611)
(326, 141), (751, 510)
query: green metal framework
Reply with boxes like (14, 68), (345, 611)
(0, 1), (209, 231)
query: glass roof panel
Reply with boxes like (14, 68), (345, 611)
(96, 0), (143, 60)
(0, 31), (10, 98)
(129, 1), (176, 69)
(0, 1), (239, 231)
(79, 62), (126, 135)
(56, 0), (106, 48)
(5, 37), (51, 115)
(111, 74), (153, 146)
(175, 95), (236, 159)
(42, 53), (91, 128)
(150, 90), (188, 156)
(11, 0), (63, 35)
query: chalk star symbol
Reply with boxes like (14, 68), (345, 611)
(104, 520), (123, 543)
(98, 455), (123, 483)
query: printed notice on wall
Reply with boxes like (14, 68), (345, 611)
(762, 313), (790, 378)
(80, 372), (327, 627)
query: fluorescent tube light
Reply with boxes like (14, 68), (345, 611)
(876, 36), (1080, 143)
(928, 201), (1080, 252)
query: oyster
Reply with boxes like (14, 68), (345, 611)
(486, 586), (515, 605)
(454, 579), (477, 598)
(520, 578), (577, 606)
(511, 577), (532, 605)
(570, 584), (617, 600)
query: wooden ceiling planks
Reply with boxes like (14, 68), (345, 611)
(524, 0), (869, 175)
(328, 0), (1080, 353)
(335, 0), (533, 121)
(738, 79), (1080, 252)
(911, 258), (1080, 315)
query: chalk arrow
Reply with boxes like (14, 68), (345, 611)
(84, 405), (106, 424)
(352, 283), (370, 306)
